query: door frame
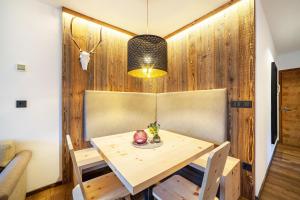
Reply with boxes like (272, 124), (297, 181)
(279, 67), (300, 143)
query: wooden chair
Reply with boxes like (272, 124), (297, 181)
(190, 154), (240, 200)
(152, 141), (230, 200)
(74, 147), (106, 173)
(71, 142), (106, 185)
(66, 135), (131, 200)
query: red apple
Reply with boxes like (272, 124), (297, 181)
(134, 130), (148, 144)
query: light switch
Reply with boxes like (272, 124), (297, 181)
(16, 100), (27, 108)
(17, 64), (26, 71)
(231, 100), (252, 108)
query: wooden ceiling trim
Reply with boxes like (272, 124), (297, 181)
(163, 0), (241, 39)
(63, 1), (241, 39)
(62, 7), (137, 37)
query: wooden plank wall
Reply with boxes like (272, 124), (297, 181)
(62, 13), (143, 185)
(156, 0), (256, 199)
(62, 0), (255, 199)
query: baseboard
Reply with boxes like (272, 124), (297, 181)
(26, 181), (62, 197)
(257, 141), (279, 198)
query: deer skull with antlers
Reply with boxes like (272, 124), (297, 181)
(70, 17), (103, 70)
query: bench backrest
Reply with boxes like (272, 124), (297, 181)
(85, 89), (227, 144)
(157, 89), (227, 144)
(84, 91), (156, 141)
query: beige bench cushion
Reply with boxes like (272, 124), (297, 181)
(0, 150), (32, 200)
(0, 140), (16, 167)
(157, 89), (227, 144)
(85, 89), (227, 144)
(84, 91), (156, 141)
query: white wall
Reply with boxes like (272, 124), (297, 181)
(0, 0), (61, 192)
(277, 50), (300, 70)
(255, 0), (278, 196)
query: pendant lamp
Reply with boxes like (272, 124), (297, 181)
(127, 0), (167, 78)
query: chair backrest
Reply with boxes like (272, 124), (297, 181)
(199, 141), (230, 200)
(66, 135), (87, 200)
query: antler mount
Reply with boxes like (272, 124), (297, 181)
(69, 17), (103, 70)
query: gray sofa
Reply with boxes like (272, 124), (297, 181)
(0, 151), (32, 200)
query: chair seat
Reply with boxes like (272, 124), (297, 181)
(74, 148), (106, 170)
(153, 175), (218, 200)
(72, 172), (130, 200)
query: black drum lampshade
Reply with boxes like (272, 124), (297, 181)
(127, 34), (167, 78)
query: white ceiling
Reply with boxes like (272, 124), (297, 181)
(261, 0), (300, 54)
(39, 0), (229, 37)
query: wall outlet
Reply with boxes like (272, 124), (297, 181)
(242, 162), (252, 172)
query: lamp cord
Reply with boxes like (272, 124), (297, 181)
(147, 0), (149, 34)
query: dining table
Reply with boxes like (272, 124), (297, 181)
(91, 129), (214, 199)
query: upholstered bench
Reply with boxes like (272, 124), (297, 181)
(83, 89), (240, 199)
(190, 153), (240, 200)
(0, 140), (32, 200)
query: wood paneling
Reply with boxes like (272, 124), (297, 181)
(62, 13), (144, 185)
(62, 0), (255, 199)
(280, 68), (300, 147)
(149, 0), (255, 198)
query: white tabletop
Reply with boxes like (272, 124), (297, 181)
(91, 130), (214, 195)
